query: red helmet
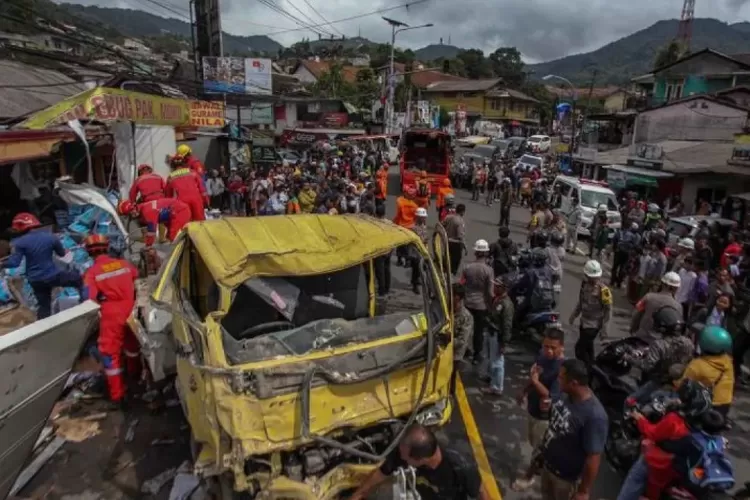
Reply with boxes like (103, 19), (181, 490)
(83, 234), (109, 252)
(118, 200), (137, 216)
(137, 163), (153, 174)
(12, 212), (41, 232)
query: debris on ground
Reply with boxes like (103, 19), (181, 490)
(167, 473), (200, 500)
(125, 418), (139, 443)
(55, 416), (102, 443)
(141, 467), (177, 495)
(151, 438), (176, 446)
(9, 437), (67, 497)
(141, 460), (191, 496)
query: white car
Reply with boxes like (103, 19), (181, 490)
(515, 154), (544, 171)
(552, 176), (621, 236)
(528, 135), (551, 153)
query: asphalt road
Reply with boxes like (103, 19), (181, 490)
(17, 167), (750, 500)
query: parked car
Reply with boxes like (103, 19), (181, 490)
(552, 176), (621, 236)
(489, 139), (513, 159)
(665, 216), (736, 248)
(527, 135), (551, 153)
(507, 136), (528, 158)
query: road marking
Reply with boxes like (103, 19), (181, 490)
(455, 375), (503, 500)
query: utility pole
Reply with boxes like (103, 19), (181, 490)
(582, 69), (598, 144)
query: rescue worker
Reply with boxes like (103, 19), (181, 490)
(611, 222), (641, 288)
(393, 187), (419, 266)
(176, 144), (205, 177)
(439, 194), (456, 223)
(435, 177), (454, 217)
(119, 198), (191, 246)
(630, 271), (683, 342)
(128, 164), (165, 204)
(166, 161), (208, 221)
(415, 170), (431, 209)
(82, 234), (140, 407)
(375, 165), (388, 209)
(2, 213), (83, 319)
(569, 260), (612, 365)
(461, 239), (495, 363)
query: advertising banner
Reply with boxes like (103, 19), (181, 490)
(202, 57), (273, 95)
(189, 101), (225, 127)
(16, 87), (225, 130)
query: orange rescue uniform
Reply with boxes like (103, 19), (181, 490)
(166, 168), (207, 221)
(129, 172), (166, 204)
(393, 196), (419, 229)
(436, 184), (454, 210)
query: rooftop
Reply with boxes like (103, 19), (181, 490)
(390, 62), (465, 89)
(545, 85), (627, 99)
(0, 59), (93, 121)
(486, 88), (539, 103)
(295, 60), (363, 84)
(596, 140), (741, 174)
(424, 78), (503, 93)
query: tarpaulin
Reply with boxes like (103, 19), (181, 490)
(16, 87), (225, 130)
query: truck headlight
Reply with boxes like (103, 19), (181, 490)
(416, 399), (448, 426)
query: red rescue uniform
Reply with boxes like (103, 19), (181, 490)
(138, 198), (191, 245)
(184, 155), (205, 177)
(166, 168), (207, 221)
(84, 255), (139, 402)
(129, 172), (166, 204)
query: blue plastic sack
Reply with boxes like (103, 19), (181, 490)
(0, 277), (12, 304)
(68, 206), (104, 235)
(21, 279), (38, 311)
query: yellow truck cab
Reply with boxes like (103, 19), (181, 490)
(150, 214), (454, 499)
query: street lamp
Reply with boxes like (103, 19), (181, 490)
(543, 74), (578, 166)
(382, 17), (433, 133)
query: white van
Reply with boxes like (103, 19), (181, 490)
(552, 176), (621, 236)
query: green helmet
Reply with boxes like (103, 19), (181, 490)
(698, 325), (733, 355)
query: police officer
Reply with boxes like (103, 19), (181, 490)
(630, 271), (683, 342)
(569, 260), (612, 365)
(611, 222), (641, 288)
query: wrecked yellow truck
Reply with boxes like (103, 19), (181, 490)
(150, 214), (455, 499)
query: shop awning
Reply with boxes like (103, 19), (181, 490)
(626, 174), (659, 187)
(603, 164), (674, 178)
(15, 87), (225, 130)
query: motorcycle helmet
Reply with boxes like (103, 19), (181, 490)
(676, 379), (712, 419)
(651, 305), (684, 336)
(530, 230), (549, 249)
(550, 230), (564, 247)
(698, 325), (733, 355)
(648, 203), (660, 213)
(531, 247), (548, 267)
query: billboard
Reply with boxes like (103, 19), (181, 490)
(202, 57), (272, 95)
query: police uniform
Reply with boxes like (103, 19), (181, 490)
(570, 281), (612, 365)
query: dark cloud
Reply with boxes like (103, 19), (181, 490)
(57, 0), (744, 62)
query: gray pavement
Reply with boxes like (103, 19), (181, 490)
(423, 180), (750, 500)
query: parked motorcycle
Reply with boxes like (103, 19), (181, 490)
(592, 338), (734, 500)
(506, 255), (561, 342)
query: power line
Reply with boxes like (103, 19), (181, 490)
(283, 0), (337, 36)
(257, 0), (430, 36)
(255, 0), (333, 37)
(135, 0), (191, 20)
(299, 0), (344, 36)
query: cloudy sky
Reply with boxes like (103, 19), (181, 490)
(59, 0), (750, 62)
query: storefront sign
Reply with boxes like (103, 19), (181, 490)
(577, 147), (597, 162)
(189, 101), (225, 127)
(321, 112), (349, 127)
(252, 145), (276, 164)
(17, 87), (224, 130)
(606, 170), (627, 189)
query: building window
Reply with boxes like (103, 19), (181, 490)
(53, 39), (62, 49)
(665, 81), (683, 101)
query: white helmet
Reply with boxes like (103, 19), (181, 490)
(474, 239), (490, 252)
(678, 237), (695, 250)
(416, 207), (428, 218)
(583, 260), (603, 278)
(597, 204), (607, 213)
(648, 203), (660, 213)
(661, 271), (681, 288)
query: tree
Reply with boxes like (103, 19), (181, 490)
(489, 47), (526, 87)
(456, 49), (493, 79)
(312, 62), (352, 98)
(653, 40), (683, 71)
(352, 67), (380, 108)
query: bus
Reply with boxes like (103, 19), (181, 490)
(399, 128), (451, 193)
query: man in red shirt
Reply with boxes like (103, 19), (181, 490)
(82, 235), (140, 405)
(720, 233), (742, 268)
(119, 199), (191, 246)
(128, 164), (165, 204)
(166, 164), (208, 221)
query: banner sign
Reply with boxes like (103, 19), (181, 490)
(189, 101), (225, 127)
(202, 57), (273, 95)
(16, 87), (224, 130)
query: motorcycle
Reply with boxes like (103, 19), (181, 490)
(506, 261), (561, 342)
(592, 338), (734, 500)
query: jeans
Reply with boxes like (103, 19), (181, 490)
(616, 455), (648, 500)
(481, 333), (505, 391)
(30, 269), (84, 319)
(229, 192), (244, 215)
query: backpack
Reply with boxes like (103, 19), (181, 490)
(417, 182), (429, 198)
(684, 431), (735, 491)
(530, 270), (555, 310)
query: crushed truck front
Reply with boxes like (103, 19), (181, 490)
(151, 215), (455, 499)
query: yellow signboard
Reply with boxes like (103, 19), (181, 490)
(734, 133), (750, 145)
(17, 87), (225, 129)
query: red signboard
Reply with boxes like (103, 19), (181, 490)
(321, 112), (349, 127)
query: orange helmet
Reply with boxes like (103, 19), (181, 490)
(117, 200), (137, 216)
(83, 234), (109, 252)
(12, 212), (41, 232)
(137, 163), (153, 175)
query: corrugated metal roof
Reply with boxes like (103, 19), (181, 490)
(390, 62), (465, 89)
(0, 60), (92, 121)
(596, 140), (737, 174)
(424, 78), (502, 92)
(486, 88), (539, 103)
